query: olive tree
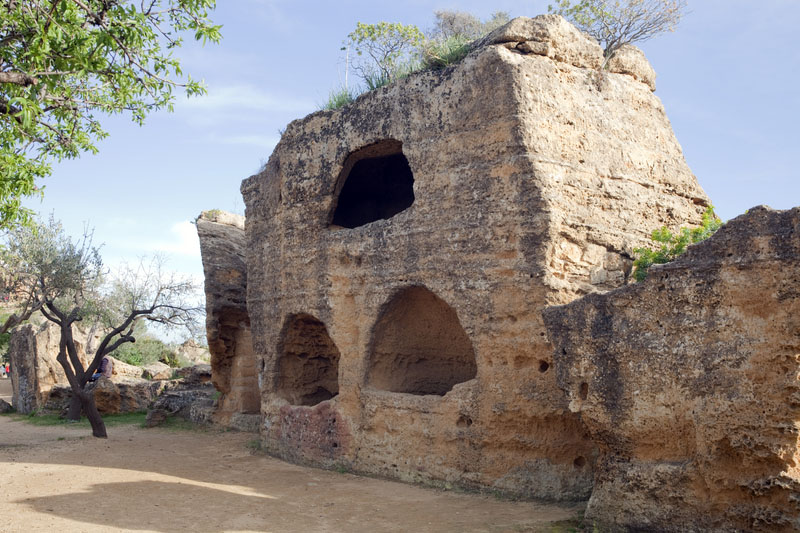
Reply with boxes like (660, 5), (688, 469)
(549, 0), (688, 63)
(0, 0), (220, 229)
(3, 216), (201, 437)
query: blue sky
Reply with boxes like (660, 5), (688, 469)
(26, 0), (800, 286)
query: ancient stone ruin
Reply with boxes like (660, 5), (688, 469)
(196, 210), (260, 432)
(544, 206), (800, 531)
(197, 15), (799, 532)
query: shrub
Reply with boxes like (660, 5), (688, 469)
(632, 206), (722, 282)
(114, 337), (178, 367)
(346, 22), (425, 85)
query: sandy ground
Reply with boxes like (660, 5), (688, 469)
(0, 382), (583, 533)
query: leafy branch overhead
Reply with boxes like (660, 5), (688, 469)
(0, 0), (221, 229)
(548, 0), (688, 62)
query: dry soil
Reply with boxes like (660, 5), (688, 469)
(0, 380), (583, 533)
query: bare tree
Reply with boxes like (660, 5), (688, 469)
(3, 217), (201, 437)
(431, 10), (510, 40)
(549, 0), (688, 64)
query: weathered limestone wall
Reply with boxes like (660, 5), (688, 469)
(240, 15), (708, 499)
(9, 321), (93, 414)
(543, 206), (800, 531)
(196, 210), (259, 431)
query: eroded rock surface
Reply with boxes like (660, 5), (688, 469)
(196, 210), (259, 428)
(544, 206), (800, 531)
(43, 377), (165, 416)
(240, 15), (707, 499)
(9, 321), (93, 414)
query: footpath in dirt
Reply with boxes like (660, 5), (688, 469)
(0, 406), (583, 533)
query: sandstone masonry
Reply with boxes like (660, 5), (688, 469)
(230, 15), (709, 501)
(544, 206), (800, 532)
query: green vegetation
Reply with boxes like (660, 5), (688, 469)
(420, 35), (472, 70)
(549, 0), (688, 64)
(245, 438), (263, 452)
(0, 313), (11, 364)
(322, 10), (510, 110)
(1, 215), (201, 437)
(633, 207), (722, 282)
(114, 336), (178, 367)
(0, 0), (220, 229)
(6, 411), (147, 428)
(346, 22), (425, 86)
(322, 86), (358, 111)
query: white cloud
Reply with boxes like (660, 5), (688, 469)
(179, 84), (312, 114)
(151, 221), (202, 257)
(208, 133), (280, 149)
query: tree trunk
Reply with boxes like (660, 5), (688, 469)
(55, 331), (107, 438)
(66, 393), (82, 421)
(79, 389), (107, 438)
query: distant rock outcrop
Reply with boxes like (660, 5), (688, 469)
(544, 206), (800, 532)
(9, 321), (94, 414)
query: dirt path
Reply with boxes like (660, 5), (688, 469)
(0, 415), (583, 532)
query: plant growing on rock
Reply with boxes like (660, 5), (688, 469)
(632, 206), (721, 281)
(549, 0), (688, 65)
(345, 22), (424, 88)
(2, 216), (201, 437)
(0, 0), (221, 229)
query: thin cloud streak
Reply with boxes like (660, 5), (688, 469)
(179, 84), (313, 114)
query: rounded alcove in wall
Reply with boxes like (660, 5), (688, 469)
(365, 286), (477, 396)
(276, 313), (341, 407)
(329, 139), (415, 229)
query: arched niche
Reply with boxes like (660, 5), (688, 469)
(330, 139), (415, 229)
(366, 286), (477, 396)
(276, 314), (341, 407)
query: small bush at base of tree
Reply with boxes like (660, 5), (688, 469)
(632, 207), (722, 282)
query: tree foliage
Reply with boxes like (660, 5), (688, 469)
(2, 216), (201, 436)
(339, 11), (511, 93)
(0, 0), (221, 229)
(345, 22), (424, 88)
(632, 206), (722, 282)
(548, 0), (688, 62)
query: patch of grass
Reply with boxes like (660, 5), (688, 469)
(422, 35), (472, 69)
(157, 416), (206, 432)
(363, 60), (420, 91)
(545, 510), (594, 533)
(245, 438), (263, 452)
(321, 86), (358, 110)
(10, 411), (147, 428)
